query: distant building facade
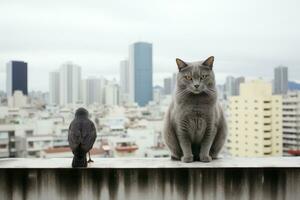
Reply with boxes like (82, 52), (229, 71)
(6, 61), (28, 97)
(104, 81), (120, 106)
(0, 130), (17, 158)
(59, 62), (82, 105)
(274, 66), (288, 94)
(163, 77), (172, 95)
(49, 71), (60, 105)
(83, 78), (102, 105)
(119, 60), (130, 103)
(224, 76), (245, 99)
(227, 80), (282, 157)
(129, 42), (153, 107)
(282, 91), (300, 156)
(8, 90), (27, 108)
(234, 77), (245, 95)
(225, 76), (235, 98)
(172, 73), (177, 91)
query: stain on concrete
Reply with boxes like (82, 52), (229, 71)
(0, 168), (300, 200)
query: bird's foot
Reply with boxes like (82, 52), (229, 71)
(87, 159), (94, 163)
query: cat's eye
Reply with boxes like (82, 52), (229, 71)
(185, 75), (192, 80)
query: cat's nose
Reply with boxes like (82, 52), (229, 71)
(194, 84), (200, 88)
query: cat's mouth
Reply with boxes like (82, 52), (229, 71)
(192, 90), (207, 96)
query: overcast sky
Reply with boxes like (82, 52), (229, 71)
(0, 0), (299, 91)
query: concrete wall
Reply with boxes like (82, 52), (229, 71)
(1, 168), (300, 200)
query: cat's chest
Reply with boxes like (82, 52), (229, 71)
(183, 107), (208, 119)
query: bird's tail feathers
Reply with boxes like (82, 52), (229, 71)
(72, 146), (87, 168)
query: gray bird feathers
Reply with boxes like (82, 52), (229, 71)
(68, 108), (97, 167)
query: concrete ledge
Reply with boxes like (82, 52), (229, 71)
(1, 157), (300, 168)
(0, 157), (300, 200)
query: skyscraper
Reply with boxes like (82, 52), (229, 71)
(49, 71), (60, 105)
(59, 62), (82, 105)
(119, 60), (130, 103)
(83, 78), (102, 105)
(129, 42), (153, 107)
(6, 61), (28, 97)
(274, 66), (288, 94)
(227, 80), (282, 157)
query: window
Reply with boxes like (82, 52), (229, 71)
(26, 130), (33, 136)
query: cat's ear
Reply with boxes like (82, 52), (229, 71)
(176, 58), (188, 71)
(203, 56), (214, 69)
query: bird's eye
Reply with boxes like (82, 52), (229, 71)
(185, 75), (192, 80)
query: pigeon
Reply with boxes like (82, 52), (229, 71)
(68, 108), (97, 167)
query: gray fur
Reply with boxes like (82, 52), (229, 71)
(164, 56), (227, 162)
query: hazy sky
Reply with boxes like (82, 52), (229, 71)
(0, 0), (299, 91)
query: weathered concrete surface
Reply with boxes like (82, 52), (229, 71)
(1, 157), (300, 168)
(0, 157), (300, 200)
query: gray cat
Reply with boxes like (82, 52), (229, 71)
(164, 56), (227, 163)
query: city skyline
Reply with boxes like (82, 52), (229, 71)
(0, 0), (300, 91)
(0, 55), (298, 94)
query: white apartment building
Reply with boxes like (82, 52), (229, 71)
(227, 80), (282, 157)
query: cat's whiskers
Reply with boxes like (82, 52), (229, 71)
(204, 87), (216, 95)
(176, 88), (190, 98)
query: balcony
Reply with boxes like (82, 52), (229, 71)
(0, 157), (300, 200)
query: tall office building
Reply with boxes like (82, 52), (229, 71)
(227, 80), (282, 157)
(49, 71), (60, 105)
(163, 77), (172, 95)
(119, 60), (130, 103)
(274, 66), (288, 94)
(129, 42), (153, 106)
(282, 91), (300, 156)
(83, 78), (102, 105)
(6, 61), (28, 97)
(59, 62), (82, 105)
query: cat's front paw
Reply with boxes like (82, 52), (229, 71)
(181, 155), (194, 163)
(199, 154), (212, 162)
(210, 153), (219, 160)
